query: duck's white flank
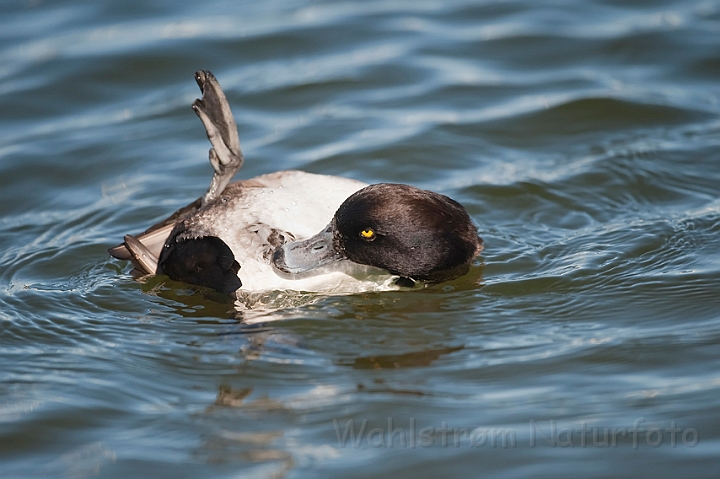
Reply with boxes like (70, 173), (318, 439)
(181, 170), (399, 294)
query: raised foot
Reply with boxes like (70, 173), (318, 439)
(192, 70), (244, 205)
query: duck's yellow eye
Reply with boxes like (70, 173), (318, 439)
(360, 228), (375, 239)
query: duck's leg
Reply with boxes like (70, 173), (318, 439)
(192, 70), (244, 205)
(122, 234), (158, 274)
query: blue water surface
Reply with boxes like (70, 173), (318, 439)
(1, 0), (719, 477)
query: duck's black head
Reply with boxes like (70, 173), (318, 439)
(272, 183), (483, 283)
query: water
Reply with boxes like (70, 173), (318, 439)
(1, 0), (720, 477)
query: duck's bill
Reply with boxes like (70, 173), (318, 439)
(272, 223), (343, 277)
(272, 223), (393, 280)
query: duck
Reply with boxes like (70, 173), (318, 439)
(109, 70), (483, 302)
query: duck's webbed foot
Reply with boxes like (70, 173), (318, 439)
(192, 70), (244, 205)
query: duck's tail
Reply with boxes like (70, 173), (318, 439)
(107, 198), (202, 275)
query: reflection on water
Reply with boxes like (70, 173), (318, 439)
(196, 393), (294, 479)
(340, 345), (464, 370)
(134, 261), (485, 316)
(59, 443), (117, 479)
